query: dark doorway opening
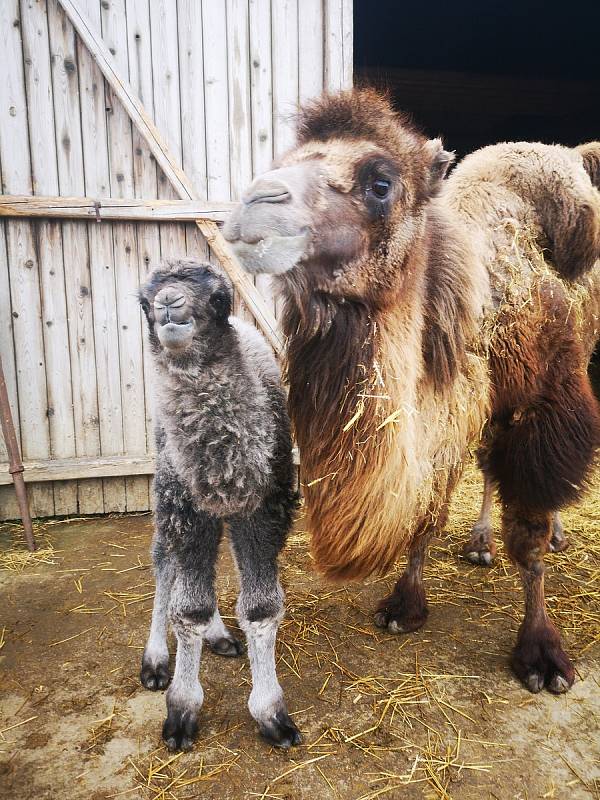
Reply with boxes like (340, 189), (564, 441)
(354, 0), (600, 389)
(354, 0), (600, 158)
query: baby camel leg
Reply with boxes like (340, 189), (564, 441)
(162, 512), (222, 751)
(503, 505), (574, 694)
(229, 501), (301, 749)
(141, 535), (174, 690)
(204, 608), (245, 657)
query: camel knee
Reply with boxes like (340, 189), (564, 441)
(502, 507), (552, 569)
(237, 583), (284, 626)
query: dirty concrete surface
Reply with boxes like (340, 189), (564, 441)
(1, 466), (599, 799)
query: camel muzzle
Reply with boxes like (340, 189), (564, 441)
(154, 285), (196, 351)
(224, 163), (319, 275)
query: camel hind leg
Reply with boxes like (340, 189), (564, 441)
(462, 473), (497, 566)
(462, 474), (568, 566)
(487, 361), (598, 692)
(503, 505), (574, 694)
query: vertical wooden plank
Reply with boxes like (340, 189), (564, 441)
(0, 0), (54, 517)
(271, 0), (299, 157)
(21, 0), (78, 515)
(112, 222), (149, 511)
(177, 0), (208, 201)
(249, 0), (276, 316)
(125, 0), (159, 199)
(101, 0), (149, 511)
(127, 0), (161, 489)
(324, 0), (343, 93)
(0, 225), (18, 463)
(78, 0), (127, 512)
(226, 0), (254, 321)
(48, 0), (104, 513)
(202, 0), (231, 202)
(149, 0), (186, 255)
(227, 0), (253, 198)
(0, 222), (22, 521)
(298, 0), (324, 102)
(137, 221), (161, 476)
(35, 221), (79, 514)
(341, 0), (353, 89)
(149, 0), (182, 164)
(270, 0), (299, 321)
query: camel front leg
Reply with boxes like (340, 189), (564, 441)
(374, 529), (430, 634)
(504, 505), (574, 694)
(141, 535), (174, 690)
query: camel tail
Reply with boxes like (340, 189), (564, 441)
(577, 142), (600, 190)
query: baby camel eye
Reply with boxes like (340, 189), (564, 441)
(371, 178), (390, 199)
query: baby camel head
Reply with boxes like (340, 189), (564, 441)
(224, 88), (454, 302)
(138, 259), (231, 358)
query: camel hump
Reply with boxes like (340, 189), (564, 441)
(577, 142), (600, 190)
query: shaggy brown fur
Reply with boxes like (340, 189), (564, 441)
(224, 88), (600, 694)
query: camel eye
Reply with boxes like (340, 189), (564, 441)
(371, 179), (390, 198)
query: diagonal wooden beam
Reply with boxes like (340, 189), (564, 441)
(56, 0), (283, 354)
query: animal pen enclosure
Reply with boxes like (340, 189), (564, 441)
(0, 0), (352, 521)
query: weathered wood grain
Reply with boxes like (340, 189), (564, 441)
(2, 0), (54, 517)
(49, 0), (104, 513)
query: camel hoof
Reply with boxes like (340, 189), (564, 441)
(511, 621), (575, 695)
(461, 523), (496, 566)
(162, 707), (199, 752)
(373, 607), (428, 635)
(547, 673), (571, 694)
(258, 710), (302, 750)
(209, 636), (245, 657)
(464, 548), (493, 566)
(140, 660), (170, 691)
(548, 536), (569, 554)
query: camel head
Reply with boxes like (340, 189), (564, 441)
(224, 88), (454, 303)
(138, 259), (231, 358)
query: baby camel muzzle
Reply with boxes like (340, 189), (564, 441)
(154, 287), (195, 351)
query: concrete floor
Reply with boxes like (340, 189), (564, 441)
(1, 467), (599, 799)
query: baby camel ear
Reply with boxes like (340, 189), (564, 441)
(138, 289), (153, 325)
(209, 287), (232, 326)
(424, 138), (455, 195)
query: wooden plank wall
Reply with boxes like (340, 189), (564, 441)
(0, 0), (353, 520)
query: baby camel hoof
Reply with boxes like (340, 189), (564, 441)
(162, 708), (199, 752)
(140, 661), (170, 691)
(258, 710), (303, 750)
(209, 636), (245, 657)
(511, 624), (575, 695)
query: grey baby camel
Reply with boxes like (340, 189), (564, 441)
(138, 258), (301, 751)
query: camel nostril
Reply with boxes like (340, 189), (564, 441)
(154, 287), (187, 310)
(242, 180), (291, 206)
(245, 191), (290, 206)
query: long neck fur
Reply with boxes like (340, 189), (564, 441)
(281, 203), (487, 580)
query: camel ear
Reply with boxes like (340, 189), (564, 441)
(425, 138), (455, 195)
(209, 287), (231, 326)
(138, 289), (153, 325)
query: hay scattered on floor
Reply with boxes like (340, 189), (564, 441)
(2, 463), (598, 799)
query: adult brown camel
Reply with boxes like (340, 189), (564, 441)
(224, 89), (600, 695)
